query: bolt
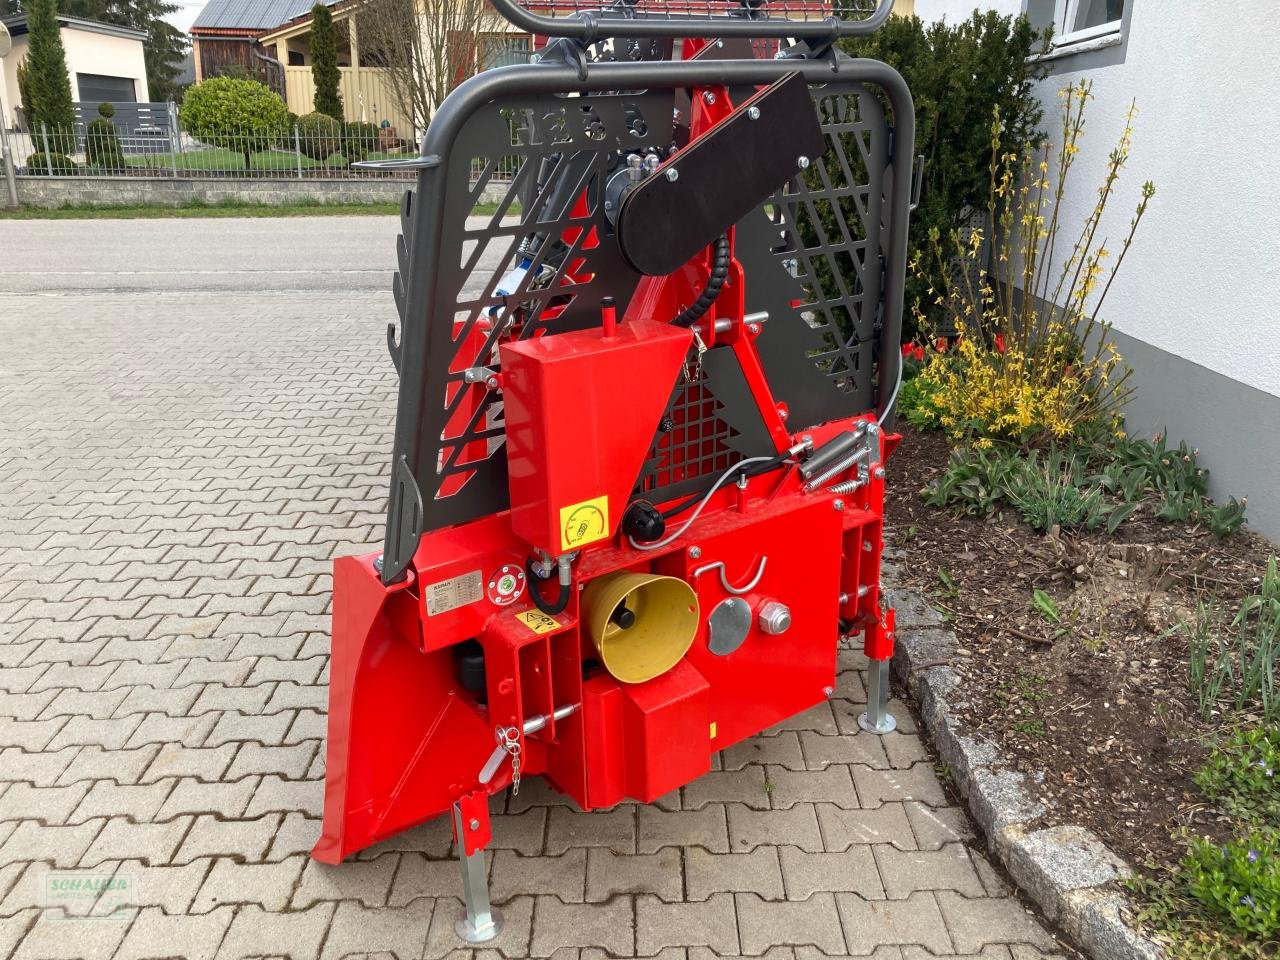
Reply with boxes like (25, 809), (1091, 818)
(747, 106), (761, 120)
(665, 167), (679, 182)
(688, 546), (702, 559)
(833, 499), (845, 512)
(873, 467), (886, 480)
(604, 199), (614, 210)
(485, 376), (499, 390)
(797, 155), (810, 170)
(702, 91), (717, 105)
(747, 323), (760, 335)
(823, 686), (834, 697)
(468, 818), (480, 831)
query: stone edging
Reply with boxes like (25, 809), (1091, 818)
(883, 579), (1163, 960)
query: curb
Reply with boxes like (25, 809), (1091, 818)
(883, 576), (1163, 960)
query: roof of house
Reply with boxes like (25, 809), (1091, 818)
(190, 0), (338, 35)
(0, 12), (147, 41)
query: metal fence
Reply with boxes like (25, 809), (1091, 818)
(2, 120), (429, 181)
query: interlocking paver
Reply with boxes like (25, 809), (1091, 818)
(684, 845), (783, 902)
(684, 768), (769, 811)
(0, 221), (1063, 960)
(320, 900), (432, 960)
(935, 891), (1062, 954)
(766, 765), (860, 810)
(485, 850), (585, 905)
(586, 847), (681, 902)
(545, 806), (632, 855)
(115, 904), (235, 960)
(874, 843), (986, 899)
(637, 892), (738, 955)
(817, 803), (916, 852)
(778, 846), (884, 901)
(175, 813), (283, 865)
(530, 895), (634, 956)
(637, 805), (729, 854)
(193, 856), (307, 913)
(727, 803), (823, 853)
(291, 852), (398, 909)
(836, 891), (954, 956)
(736, 891), (846, 955)
(722, 731), (805, 772)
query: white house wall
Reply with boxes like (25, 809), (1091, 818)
(1, 25), (149, 124)
(61, 28), (150, 103)
(1030, 2), (1279, 399)
(909, 0), (1280, 537)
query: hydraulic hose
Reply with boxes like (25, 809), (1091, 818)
(672, 234), (730, 328)
(526, 555), (572, 616)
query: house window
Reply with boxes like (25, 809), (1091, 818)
(1029, 0), (1131, 49)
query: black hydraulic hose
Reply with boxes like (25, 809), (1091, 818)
(672, 234), (730, 328)
(526, 556), (571, 616)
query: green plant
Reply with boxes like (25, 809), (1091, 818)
(97, 101), (116, 118)
(296, 111), (343, 160)
(86, 117), (125, 168)
(1183, 557), (1280, 722)
(1183, 829), (1280, 940)
(24, 151), (76, 175)
(1195, 727), (1280, 825)
(23, 0), (75, 137)
(911, 82), (1152, 446)
(309, 2), (344, 121)
(842, 11), (1049, 339)
(898, 373), (943, 431)
(1031, 589), (1060, 623)
(921, 443), (1023, 517)
(180, 77), (290, 170)
(343, 121), (380, 164)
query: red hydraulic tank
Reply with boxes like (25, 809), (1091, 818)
(499, 318), (692, 557)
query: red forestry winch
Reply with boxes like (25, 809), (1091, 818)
(313, 0), (916, 941)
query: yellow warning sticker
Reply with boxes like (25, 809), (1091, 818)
(515, 609), (561, 634)
(559, 495), (609, 552)
(709, 721), (718, 740)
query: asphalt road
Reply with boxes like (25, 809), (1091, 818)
(0, 216), (406, 296)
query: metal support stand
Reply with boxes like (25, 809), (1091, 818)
(858, 657), (897, 735)
(452, 803), (502, 943)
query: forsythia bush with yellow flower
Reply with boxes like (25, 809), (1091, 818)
(903, 80), (1155, 447)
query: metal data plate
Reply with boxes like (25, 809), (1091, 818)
(617, 72), (826, 278)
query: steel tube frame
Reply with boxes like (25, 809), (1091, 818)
(378, 54), (913, 584)
(485, 0), (893, 42)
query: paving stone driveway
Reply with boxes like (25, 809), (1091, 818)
(0, 218), (1065, 960)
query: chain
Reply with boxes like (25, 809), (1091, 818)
(495, 724), (523, 796)
(684, 329), (708, 383)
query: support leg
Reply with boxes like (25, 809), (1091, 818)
(452, 802), (502, 942)
(858, 607), (897, 735)
(858, 657), (897, 735)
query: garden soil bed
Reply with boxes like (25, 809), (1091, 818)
(884, 425), (1275, 874)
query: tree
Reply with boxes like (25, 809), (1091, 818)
(23, 0), (75, 141)
(356, 0), (491, 133)
(180, 76), (289, 169)
(310, 2), (343, 120)
(843, 11), (1050, 336)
